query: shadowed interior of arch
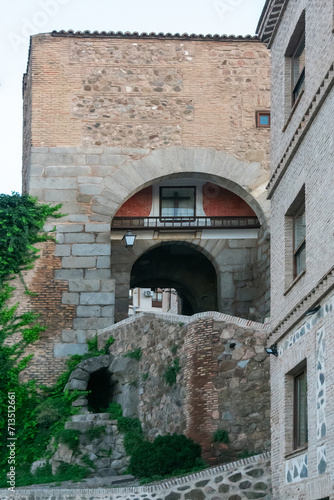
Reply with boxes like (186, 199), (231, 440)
(130, 243), (218, 316)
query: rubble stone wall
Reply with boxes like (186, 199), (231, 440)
(1, 452), (272, 500)
(96, 311), (270, 463)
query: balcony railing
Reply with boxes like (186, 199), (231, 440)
(111, 216), (260, 230)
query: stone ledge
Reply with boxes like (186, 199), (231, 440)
(97, 310), (270, 340)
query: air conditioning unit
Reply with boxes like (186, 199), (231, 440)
(144, 290), (154, 297)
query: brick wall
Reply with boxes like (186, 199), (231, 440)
(261, 0), (334, 498)
(114, 186), (152, 217)
(202, 182), (256, 217)
(23, 34), (270, 162)
(7, 242), (76, 385)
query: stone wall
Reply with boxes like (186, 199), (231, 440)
(96, 311), (270, 463)
(1, 452), (272, 499)
(52, 413), (129, 477)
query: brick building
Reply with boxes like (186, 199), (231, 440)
(21, 31), (271, 385)
(257, 0), (334, 498)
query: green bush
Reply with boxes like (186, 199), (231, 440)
(128, 434), (202, 479)
(85, 425), (106, 441)
(163, 358), (181, 386)
(213, 429), (229, 444)
(123, 348), (142, 361)
(117, 417), (144, 455)
(170, 345), (178, 355)
(104, 336), (115, 353)
(55, 429), (81, 451)
(106, 402), (123, 419)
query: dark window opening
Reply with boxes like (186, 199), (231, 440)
(294, 368), (308, 449)
(291, 33), (305, 104)
(285, 11), (306, 108)
(293, 200), (306, 278)
(87, 368), (113, 413)
(152, 288), (163, 308)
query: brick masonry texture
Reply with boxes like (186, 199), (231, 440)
(0, 452), (272, 499)
(261, 0), (334, 499)
(203, 183), (257, 217)
(6, 242), (75, 385)
(24, 35), (270, 156)
(115, 186), (152, 217)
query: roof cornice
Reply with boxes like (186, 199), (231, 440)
(49, 29), (260, 42)
(256, 0), (287, 47)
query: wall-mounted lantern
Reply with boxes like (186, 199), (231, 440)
(265, 344), (278, 357)
(122, 230), (137, 248)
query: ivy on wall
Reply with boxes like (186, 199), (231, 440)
(0, 192), (62, 284)
(0, 193), (63, 485)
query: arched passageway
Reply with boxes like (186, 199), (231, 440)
(131, 243), (218, 315)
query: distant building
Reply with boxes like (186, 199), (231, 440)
(128, 287), (180, 315)
(258, 0), (334, 498)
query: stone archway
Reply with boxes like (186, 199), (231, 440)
(89, 147), (270, 229)
(65, 354), (139, 417)
(130, 243), (218, 315)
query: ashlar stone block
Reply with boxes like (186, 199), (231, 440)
(80, 292), (115, 305)
(77, 305), (101, 317)
(72, 244), (111, 256)
(62, 256), (97, 268)
(54, 343), (89, 357)
(62, 293), (79, 305)
(69, 280), (101, 292)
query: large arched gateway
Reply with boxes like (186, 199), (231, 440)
(109, 173), (268, 322)
(131, 243), (218, 315)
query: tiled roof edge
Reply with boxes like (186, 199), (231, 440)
(49, 29), (260, 41)
(256, 0), (287, 46)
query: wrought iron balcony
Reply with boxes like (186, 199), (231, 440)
(111, 216), (260, 230)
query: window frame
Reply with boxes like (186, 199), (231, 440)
(256, 110), (271, 128)
(159, 186), (196, 220)
(293, 200), (306, 279)
(284, 186), (306, 292)
(152, 289), (163, 308)
(293, 367), (308, 450)
(291, 32), (305, 106)
(284, 11), (306, 119)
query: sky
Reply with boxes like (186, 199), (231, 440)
(0, 0), (266, 195)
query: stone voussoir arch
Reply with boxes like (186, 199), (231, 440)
(90, 147), (270, 229)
